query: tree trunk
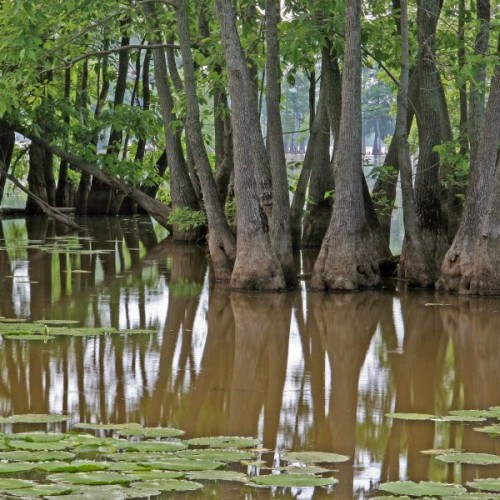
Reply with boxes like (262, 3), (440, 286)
(311, 0), (389, 290)
(26, 142), (49, 214)
(265, 0), (297, 286)
(0, 120), (15, 206)
(55, 69), (71, 208)
(414, 0), (448, 274)
(174, 0), (236, 282)
(290, 78), (329, 248)
(215, 0), (285, 290)
(396, 0), (435, 287)
(88, 24), (130, 215)
(437, 58), (500, 293)
(144, 3), (200, 241)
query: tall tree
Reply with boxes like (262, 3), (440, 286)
(215, 0), (285, 290)
(311, 0), (389, 290)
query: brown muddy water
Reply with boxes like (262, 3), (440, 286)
(0, 216), (500, 499)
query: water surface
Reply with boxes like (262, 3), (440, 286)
(1, 216), (499, 498)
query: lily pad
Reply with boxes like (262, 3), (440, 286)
(0, 318), (27, 323)
(0, 478), (35, 489)
(379, 481), (467, 496)
(0, 462), (37, 474)
(73, 423), (142, 431)
(186, 470), (248, 482)
(139, 459), (225, 472)
(385, 412), (436, 421)
(120, 440), (188, 453)
(105, 452), (173, 463)
(0, 413), (70, 424)
(48, 472), (132, 486)
(467, 478), (500, 492)
(442, 495), (500, 500)
(125, 471), (184, 481)
(475, 425), (500, 436)
(44, 485), (133, 500)
(11, 432), (65, 443)
(433, 415), (487, 422)
(281, 451), (350, 464)
(2, 334), (55, 340)
(450, 409), (500, 419)
(186, 436), (261, 449)
(250, 473), (338, 487)
(281, 465), (332, 474)
(6, 439), (69, 451)
(436, 453), (500, 465)
(176, 449), (256, 462)
(420, 448), (459, 455)
(4, 484), (74, 497)
(0, 450), (75, 462)
(132, 479), (203, 491)
(117, 427), (184, 439)
(34, 320), (80, 326)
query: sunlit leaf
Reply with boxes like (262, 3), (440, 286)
(0, 451), (75, 462)
(3, 484), (74, 496)
(120, 440), (188, 453)
(6, 439), (69, 451)
(117, 427), (184, 439)
(433, 415), (487, 422)
(467, 478), (500, 492)
(186, 470), (248, 482)
(385, 413), (436, 421)
(0, 462), (37, 474)
(176, 449), (256, 462)
(186, 436), (261, 449)
(250, 473), (338, 487)
(73, 423), (142, 431)
(139, 459), (225, 471)
(281, 451), (350, 464)
(132, 479), (203, 491)
(379, 480), (467, 496)
(125, 471), (184, 481)
(436, 453), (500, 465)
(0, 478), (35, 489)
(11, 432), (65, 443)
(47, 472), (132, 485)
(0, 414), (70, 424)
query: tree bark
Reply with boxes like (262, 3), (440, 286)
(215, 0), (285, 290)
(438, 58), (500, 293)
(414, 0), (449, 274)
(56, 68), (72, 208)
(396, 0), (435, 287)
(26, 142), (49, 214)
(311, 0), (390, 290)
(174, 0), (236, 282)
(0, 120), (14, 206)
(265, 0), (297, 286)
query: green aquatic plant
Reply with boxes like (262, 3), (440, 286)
(186, 470), (248, 482)
(436, 452), (500, 465)
(281, 451), (350, 464)
(467, 478), (500, 492)
(385, 412), (436, 420)
(186, 436), (261, 449)
(3, 484), (74, 497)
(176, 449), (256, 462)
(0, 413), (70, 424)
(378, 480), (467, 496)
(47, 471), (132, 486)
(250, 473), (338, 487)
(132, 479), (203, 491)
(117, 426), (184, 438)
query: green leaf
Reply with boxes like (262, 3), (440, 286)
(4, 484), (74, 497)
(250, 474), (338, 487)
(0, 451), (75, 462)
(186, 436), (261, 449)
(117, 427), (184, 439)
(125, 471), (184, 481)
(436, 453), (500, 465)
(281, 451), (350, 464)
(0, 414), (70, 424)
(6, 439), (69, 451)
(176, 449), (256, 462)
(139, 459), (225, 472)
(385, 413), (436, 421)
(47, 472), (132, 486)
(379, 481), (467, 496)
(467, 478), (500, 492)
(0, 478), (35, 489)
(10, 432), (65, 443)
(0, 462), (37, 474)
(73, 423), (142, 431)
(186, 470), (248, 482)
(132, 479), (203, 491)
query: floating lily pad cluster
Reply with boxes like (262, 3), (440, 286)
(0, 414), (345, 498)
(378, 408), (500, 497)
(0, 319), (156, 341)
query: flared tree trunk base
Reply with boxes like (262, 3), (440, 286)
(398, 237), (436, 288)
(469, 236), (500, 296)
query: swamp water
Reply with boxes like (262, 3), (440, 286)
(0, 216), (499, 499)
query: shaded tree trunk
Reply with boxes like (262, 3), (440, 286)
(396, 0), (435, 287)
(265, 0), (297, 286)
(174, 0), (236, 281)
(311, 0), (390, 290)
(0, 120), (14, 205)
(438, 58), (500, 294)
(414, 0), (448, 274)
(215, 0), (285, 290)
(26, 142), (49, 214)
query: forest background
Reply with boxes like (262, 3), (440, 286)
(0, 0), (498, 293)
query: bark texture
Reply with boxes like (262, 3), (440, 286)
(265, 0), (297, 286)
(175, 0), (236, 282)
(215, 0), (285, 290)
(310, 0), (389, 290)
(0, 120), (14, 205)
(438, 61), (500, 293)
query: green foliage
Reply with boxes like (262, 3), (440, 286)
(167, 207), (207, 232)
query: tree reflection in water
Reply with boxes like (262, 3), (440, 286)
(0, 216), (500, 498)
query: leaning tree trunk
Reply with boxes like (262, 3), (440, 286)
(414, 0), (449, 275)
(215, 0), (285, 290)
(437, 56), (500, 293)
(174, 0), (236, 282)
(265, 0), (297, 286)
(396, 0), (435, 287)
(310, 0), (390, 290)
